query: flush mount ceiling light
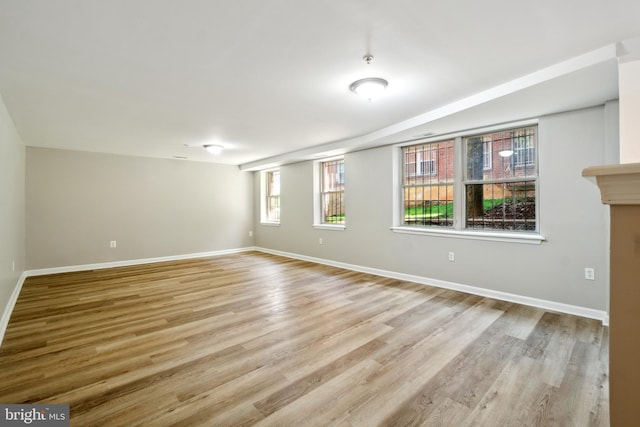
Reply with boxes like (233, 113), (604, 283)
(204, 144), (223, 155)
(349, 55), (388, 101)
(498, 149), (514, 157)
(350, 77), (388, 100)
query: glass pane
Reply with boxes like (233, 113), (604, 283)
(465, 181), (536, 231)
(466, 127), (537, 181)
(403, 184), (454, 227)
(322, 192), (344, 223)
(269, 171), (280, 196)
(402, 140), (454, 228)
(322, 160), (344, 192)
(403, 140), (454, 185)
(267, 196), (280, 221)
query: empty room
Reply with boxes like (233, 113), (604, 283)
(1, 1), (640, 426)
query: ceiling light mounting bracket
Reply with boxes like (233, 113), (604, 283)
(349, 54), (388, 101)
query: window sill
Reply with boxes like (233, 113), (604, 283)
(390, 226), (545, 245)
(260, 221), (280, 227)
(313, 224), (346, 231)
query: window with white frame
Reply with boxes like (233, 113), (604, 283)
(464, 126), (537, 231)
(398, 124), (539, 235)
(261, 169), (280, 223)
(320, 158), (345, 224)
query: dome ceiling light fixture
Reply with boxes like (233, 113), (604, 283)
(204, 144), (223, 155)
(349, 55), (388, 102)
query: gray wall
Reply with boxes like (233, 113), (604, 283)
(26, 148), (254, 269)
(0, 94), (25, 318)
(255, 106), (613, 311)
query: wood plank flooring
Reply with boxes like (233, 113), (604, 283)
(0, 251), (609, 426)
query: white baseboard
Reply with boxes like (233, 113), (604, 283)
(0, 271), (28, 346)
(25, 247), (255, 277)
(256, 247), (610, 326)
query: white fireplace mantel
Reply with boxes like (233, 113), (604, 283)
(583, 162), (640, 204)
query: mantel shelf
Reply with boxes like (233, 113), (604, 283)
(582, 162), (640, 205)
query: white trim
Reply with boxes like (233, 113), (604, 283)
(0, 272), (29, 346)
(313, 160), (321, 225)
(312, 224), (346, 231)
(0, 271), (28, 345)
(390, 226), (545, 244)
(25, 247), (254, 277)
(255, 247), (608, 325)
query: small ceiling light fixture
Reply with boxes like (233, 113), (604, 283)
(204, 144), (223, 155)
(498, 149), (514, 158)
(349, 55), (388, 101)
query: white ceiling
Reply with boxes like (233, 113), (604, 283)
(0, 1), (638, 169)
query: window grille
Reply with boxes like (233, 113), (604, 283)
(464, 126), (537, 231)
(266, 170), (280, 222)
(402, 140), (454, 227)
(321, 159), (345, 224)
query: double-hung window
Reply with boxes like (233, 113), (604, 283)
(261, 169), (280, 224)
(318, 158), (345, 225)
(464, 127), (537, 231)
(397, 124), (540, 240)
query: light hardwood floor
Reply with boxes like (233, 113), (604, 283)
(0, 252), (608, 426)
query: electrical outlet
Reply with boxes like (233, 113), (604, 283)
(110, 240), (117, 248)
(585, 268), (595, 280)
(249, 230), (253, 237)
(448, 252), (455, 262)
(319, 237), (323, 245)
(12, 260), (15, 272)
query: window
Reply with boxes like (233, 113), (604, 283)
(262, 169), (280, 223)
(465, 126), (537, 231)
(320, 158), (345, 224)
(402, 140), (454, 227)
(396, 124), (540, 240)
